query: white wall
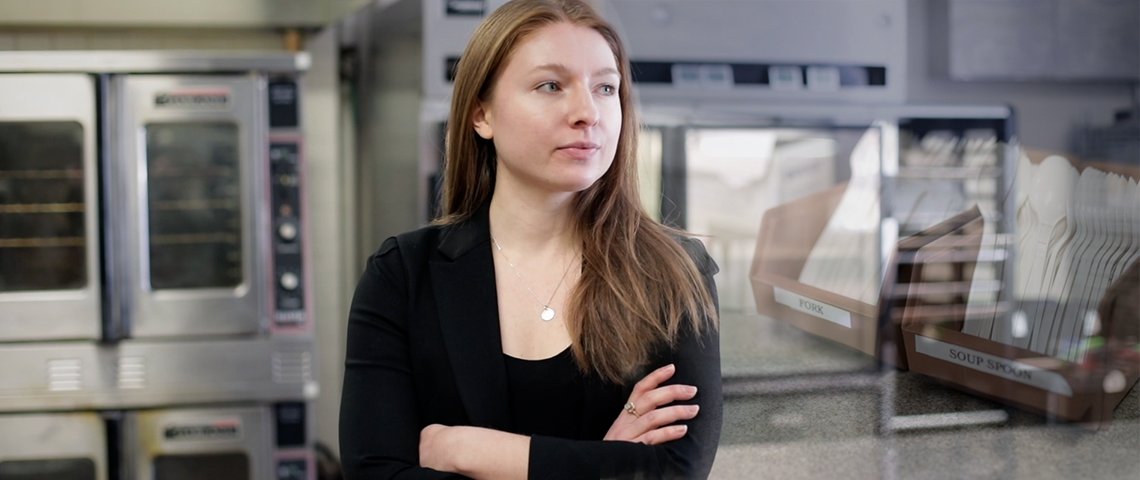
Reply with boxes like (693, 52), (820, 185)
(907, 0), (1135, 153)
(301, 23), (352, 458)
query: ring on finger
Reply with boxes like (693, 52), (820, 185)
(623, 402), (641, 418)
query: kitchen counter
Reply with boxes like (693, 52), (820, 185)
(712, 312), (1140, 479)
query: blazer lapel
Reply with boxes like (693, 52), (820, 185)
(431, 207), (513, 430)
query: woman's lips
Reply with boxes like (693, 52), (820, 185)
(557, 142), (600, 160)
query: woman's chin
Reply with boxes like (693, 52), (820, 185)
(548, 176), (604, 195)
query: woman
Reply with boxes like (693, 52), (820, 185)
(339, 1), (721, 478)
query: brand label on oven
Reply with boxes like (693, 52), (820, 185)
(163, 418), (242, 441)
(155, 89), (232, 110)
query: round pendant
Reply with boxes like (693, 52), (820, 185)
(541, 307), (556, 321)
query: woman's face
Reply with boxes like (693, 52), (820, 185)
(473, 21), (622, 197)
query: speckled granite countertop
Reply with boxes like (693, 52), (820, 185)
(712, 312), (1140, 480)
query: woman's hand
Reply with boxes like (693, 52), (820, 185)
(604, 364), (700, 445)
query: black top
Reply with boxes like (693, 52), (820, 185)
(339, 204), (722, 480)
(504, 347), (585, 438)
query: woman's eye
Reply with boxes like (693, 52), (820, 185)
(598, 84), (617, 95)
(538, 82), (560, 92)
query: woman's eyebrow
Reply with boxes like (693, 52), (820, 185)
(532, 63), (620, 78)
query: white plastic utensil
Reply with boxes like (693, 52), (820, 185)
(1014, 156), (1077, 349)
(1070, 173), (1138, 359)
(1017, 156), (1077, 299)
(1109, 178), (1140, 280)
(1028, 171), (1080, 353)
(1057, 169), (1112, 360)
(1013, 152), (1037, 298)
(1041, 169), (1099, 356)
(1102, 176), (1138, 281)
(962, 208), (999, 338)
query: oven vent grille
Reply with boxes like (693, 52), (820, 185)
(117, 356), (146, 389)
(272, 351), (312, 384)
(46, 359), (82, 391)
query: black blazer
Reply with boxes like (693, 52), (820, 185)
(339, 206), (722, 480)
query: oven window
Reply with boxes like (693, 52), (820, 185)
(146, 122), (243, 290)
(153, 452), (248, 480)
(0, 458), (96, 480)
(0, 121), (87, 292)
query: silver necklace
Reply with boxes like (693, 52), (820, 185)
(491, 234), (574, 322)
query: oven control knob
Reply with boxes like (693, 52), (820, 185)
(278, 221), (298, 242)
(279, 272), (300, 291)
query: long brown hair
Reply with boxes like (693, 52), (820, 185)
(438, 0), (717, 383)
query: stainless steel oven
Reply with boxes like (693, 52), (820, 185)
(110, 75), (267, 338)
(0, 411), (107, 480)
(0, 51), (315, 411)
(123, 403), (314, 480)
(0, 74), (102, 342)
(106, 72), (312, 339)
(0, 52), (312, 344)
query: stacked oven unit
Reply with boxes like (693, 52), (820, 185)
(0, 52), (316, 480)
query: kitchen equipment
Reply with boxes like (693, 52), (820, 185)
(0, 52), (317, 479)
(123, 403), (313, 480)
(0, 411), (107, 480)
(0, 74), (101, 342)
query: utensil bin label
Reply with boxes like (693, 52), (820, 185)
(773, 287), (852, 328)
(914, 336), (1073, 397)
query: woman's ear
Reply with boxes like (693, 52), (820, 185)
(472, 102), (494, 140)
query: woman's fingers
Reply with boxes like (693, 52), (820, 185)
(604, 365), (699, 443)
(639, 404), (699, 429)
(636, 384), (698, 411)
(636, 424), (689, 445)
(630, 364), (676, 397)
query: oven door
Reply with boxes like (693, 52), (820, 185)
(0, 74), (101, 342)
(114, 75), (267, 338)
(0, 412), (107, 480)
(127, 406), (270, 480)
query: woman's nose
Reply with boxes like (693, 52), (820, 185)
(568, 88), (600, 128)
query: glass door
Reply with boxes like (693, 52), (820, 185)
(0, 74), (101, 342)
(115, 75), (266, 338)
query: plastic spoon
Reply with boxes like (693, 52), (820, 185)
(1008, 156), (1076, 348)
(993, 153), (1036, 344)
(1013, 154), (1037, 293)
(1014, 156), (1078, 349)
(1042, 169), (1099, 356)
(1109, 178), (1140, 280)
(1057, 169), (1112, 360)
(1075, 174), (1136, 356)
(1066, 173), (1128, 361)
(1028, 170), (1081, 354)
(1103, 176), (1138, 281)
